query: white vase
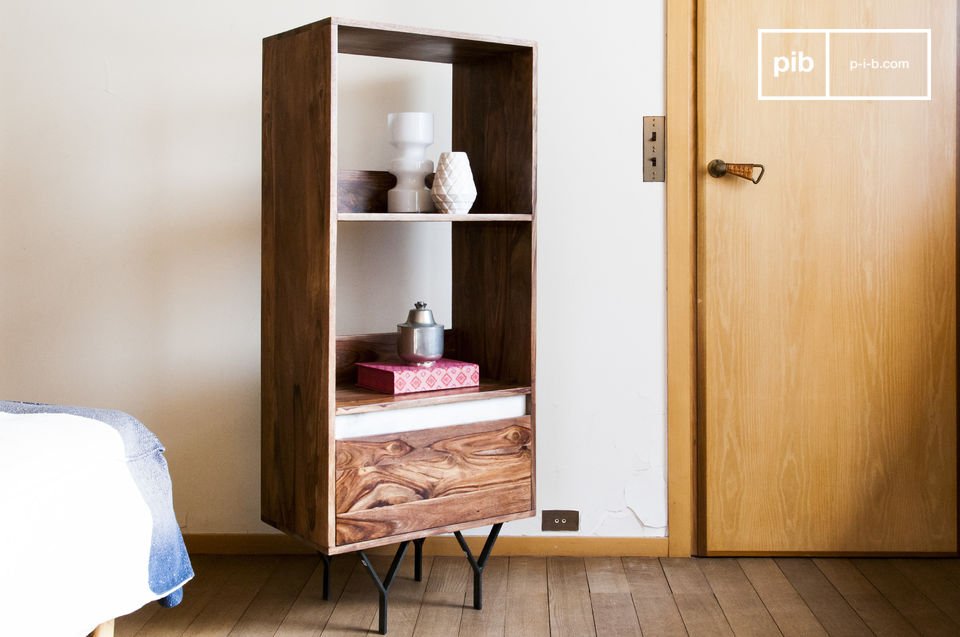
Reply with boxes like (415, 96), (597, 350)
(431, 152), (477, 214)
(387, 112), (435, 213)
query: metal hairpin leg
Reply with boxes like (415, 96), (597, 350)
(453, 523), (503, 610)
(319, 553), (331, 600)
(413, 538), (425, 582)
(358, 541), (410, 635)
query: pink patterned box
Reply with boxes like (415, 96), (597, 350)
(356, 359), (480, 395)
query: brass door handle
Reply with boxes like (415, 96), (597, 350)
(708, 159), (765, 184)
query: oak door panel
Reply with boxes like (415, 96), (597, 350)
(699, 0), (957, 553)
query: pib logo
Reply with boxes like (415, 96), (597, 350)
(758, 31), (827, 98)
(773, 50), (815, 77)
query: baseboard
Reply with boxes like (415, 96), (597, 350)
(183, 533), (669, 557)
(415, 536), (670, 557)
(184, 533), (317, 555)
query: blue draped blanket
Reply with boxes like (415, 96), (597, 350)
(0, 400), (194, 607)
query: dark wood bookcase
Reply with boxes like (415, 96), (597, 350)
(261, 17), (537, 555)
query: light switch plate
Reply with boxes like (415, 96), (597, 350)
(643, 116), (665, 182)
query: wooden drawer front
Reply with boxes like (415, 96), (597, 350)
(335, 416), (532, 545)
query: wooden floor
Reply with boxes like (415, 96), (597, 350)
(116, 555), (960, 636)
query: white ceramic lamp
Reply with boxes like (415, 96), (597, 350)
(387, 112), (435, 213)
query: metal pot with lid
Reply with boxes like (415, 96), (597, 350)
(397, 301), (444, 366)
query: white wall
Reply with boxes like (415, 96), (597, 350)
(0, 1), (667, 538)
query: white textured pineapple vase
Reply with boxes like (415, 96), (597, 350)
(431, 152), (477, 214)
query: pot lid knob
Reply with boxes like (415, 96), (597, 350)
(402, 301), (441, 327)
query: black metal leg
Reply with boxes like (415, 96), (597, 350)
(358, 542), (410, 635)
(413, 538), (425, 582)
(319, 553), (331, 600)
(453, 523), (503, 610)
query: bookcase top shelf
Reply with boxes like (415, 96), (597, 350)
(266, 17), (536, 63)
(337, 170), (535, 219)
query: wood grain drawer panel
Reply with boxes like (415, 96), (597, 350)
(335, 416), (532, 545)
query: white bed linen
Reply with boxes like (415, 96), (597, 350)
(0, 411), (162, 636)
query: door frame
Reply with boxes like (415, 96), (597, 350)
(665, 0), (960, 557)
(665, 0), (698, 557)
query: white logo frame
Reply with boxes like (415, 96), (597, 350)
(757, 28), (932, 101)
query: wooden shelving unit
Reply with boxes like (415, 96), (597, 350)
(261, 17), (537, 558)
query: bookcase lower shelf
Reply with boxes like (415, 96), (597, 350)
(315, 508), (536, 555)
(335, 381), (530, 415)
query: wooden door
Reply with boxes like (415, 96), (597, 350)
(699, 0), (958, 553)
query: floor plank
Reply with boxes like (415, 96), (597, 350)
(367, 556), (434, 637)
(851, 559), (960, 637)
(181, 556), (281, 637)
(134, 555), (235, 637)
(660, 558), (733, 637)
(321, 556), (385, 637)
(698, 558), (782, 637)
(584, 558), (642, 637)
(584, 557), (632, 594)
(737, 558), (826, 637)
(228, 555), (318, 635)
(275, 554), (356, 637)
(503, 557), (550, 637)
(622, 557), (687, 636)
(547, 558), (597, 637)
(114, 554), (960, 637)
(813, 559), (917, 636)
(458, 557), (508, 637)
(892, 559), (960, 626)
(412, 556), (470, 637)
(938, 559), (960, 586)
(775, 558), (872, 637)
(117, 555), (218, 636)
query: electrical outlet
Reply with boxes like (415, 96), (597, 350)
(542, 509), (579, 532)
